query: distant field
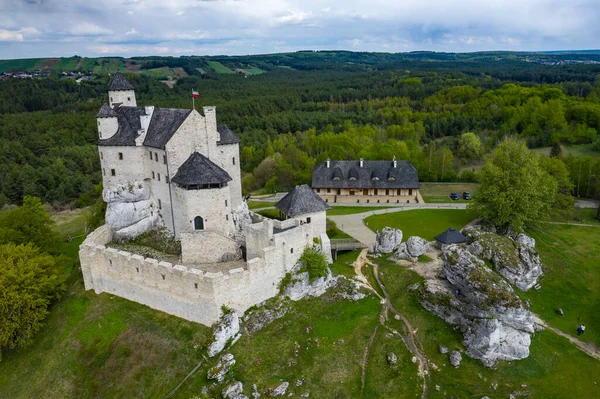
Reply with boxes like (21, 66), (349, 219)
(207, 60), (235, 74)
(93, 58), (124, 74)
(242, 66), (265, 75)
(138, 67), (188, 79)
(53, 57), (81, 71)
(532, 144), (598, 158)
(0, 58), (43, 73)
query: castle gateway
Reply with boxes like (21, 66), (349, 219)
(311, 157), (421, 204)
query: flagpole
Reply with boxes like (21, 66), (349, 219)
(192, 89), (195, 110)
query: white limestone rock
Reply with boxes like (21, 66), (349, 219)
(231, 201), (253, 240)
(406, 236), (430, 257)
(387, 352), (398, 365)
(269, 382), (289, 397)
(418, 244), (535, 367)
(103, 181), (149, 203)
(449, 350), (462, 367)
(208, 312), (241, 357)
(222, 381), (249, 399)
(245, 303), (288, 334)
(284, 271), (333, 301)
(207, 353), (236, 382)
(462, 226), (543, 291)
(375, 227), (403, 254)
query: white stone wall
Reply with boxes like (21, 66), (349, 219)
(172, 185), (233, 237)
(99, 146), (147, 188)
(109, 90), (137, 107)
(97, 117), (118, 140)
(145, 147), (174, 233)
(181, 231), (240, 264)
(216, 143), (242, 210)
(79, 217), (322, 326)
(292, 211), (327, 238)
(165, 111), (206, 175)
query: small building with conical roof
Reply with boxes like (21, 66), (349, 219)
(434, 227), (467, 246)
(275, 184), (331, 237)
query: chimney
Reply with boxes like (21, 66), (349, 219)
(393, 155), (397, 168)
(326, 157), (330, 168)
(359, 157), (364, 168)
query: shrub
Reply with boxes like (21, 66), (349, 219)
(299, 246), (328, 282)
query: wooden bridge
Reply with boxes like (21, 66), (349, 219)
(330, 238), (366, 259)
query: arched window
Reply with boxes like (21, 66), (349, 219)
(194, 216), (204, 230)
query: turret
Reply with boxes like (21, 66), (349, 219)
(96, 103), (118, 140)
(108, 72), (136, 107)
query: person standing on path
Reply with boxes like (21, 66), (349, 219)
(577, 325), (586, 335)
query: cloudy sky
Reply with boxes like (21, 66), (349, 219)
(0, 0), (598, 59)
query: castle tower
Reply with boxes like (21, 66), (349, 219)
(108, 72), (136, 108)
(96, 102), (118, 140)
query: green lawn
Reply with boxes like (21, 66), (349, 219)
(242, 66), (265, 75)
(419, 182), (479, 197)
(365, 209), (477, 241)
(256, 208), (285, 220)
(421, 195), (471, 204)
(532, 144), (598, 158)
(207, 61), (235, 74)
(327, 206), (394, 216)
(247, 201), (277, 210)
(548, 207), (599, 225)
(53, 57), (81, 71)
(378, 260), (600, 398)
(326, 218), (353, 239)
(522, 224), (600, 344)
(0, 58), (43, 72)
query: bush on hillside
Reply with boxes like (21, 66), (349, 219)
(299, 246), (328, 282)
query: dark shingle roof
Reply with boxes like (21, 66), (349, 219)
(143, 108), (192, 149)
(171, 152), (232, 186)
(108, 72), (135, 91)
(435, 228), (467, 245)
(96, 102), (117, 118)
(275, 184), (331, 217)
(98, 106), (147, 147)
(217, 125), (240, 145)
(312, 160), (419, 189)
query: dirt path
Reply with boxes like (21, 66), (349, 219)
(537, 221), (600, 227)
(352, 249), (429, 399)
(534, 316), (600, 361)
(360, 325), (379, 398)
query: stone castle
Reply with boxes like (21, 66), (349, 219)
(79, 73), (331, 326)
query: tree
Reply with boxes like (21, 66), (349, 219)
(0, 196), (60, 254)
(469, 138), (558, 232)
(0, 243), (62, 357)
(550, 142), (563, 158)
(458, 132), (482, 161)
(538, 156), (575, 218)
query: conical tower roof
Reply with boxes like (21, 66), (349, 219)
(275, 184), (331, 217)
(108, 72), (135, 91)
(96, 102), (117, 118)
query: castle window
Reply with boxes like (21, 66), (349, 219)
(154, 153), (158, 162)
(110, 97), (113, 102)
(397, 189), (401, 195)
(327, 188), (331, 193)
(290, 248), (294, 254)
(118, 152), (123, 160)
(316, 188), (320, 193)
(136, 268), (139, 273)
(109, 259), (112, 265)
(163, 155), (167, 164)
(152, 171), (155, 179)
(161, 274), (165, 280)
(103, 168), (106, 176)
(225, 200), (228, 207)
(307, 217), (311, 224)
(158, 199), (162, 209)
(165, 176), (169, 184)
(127, 97), (131, 102)
(111, 169), (116, 176)
(158, 173), (161, 181)
(100, 152), (103, 160)
(233, 157), (235, 165)
(374, 189), (378, 195)
(194, 283), (198, 289)
(409, 189), (413, 196)
(226, 215), (229, 221)
(194, 216), (204, 230)
(149, 151), (152, 158)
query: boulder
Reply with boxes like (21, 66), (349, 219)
(375, 227), (403, 253)
(387, 352), (398, 365)
(207, 353), (236, 382)
(284, 270), (333, 301)
(269, 382), (289, 397)
(245, 303), (288, 334)
(439, 345), (449, 354)
(406, 236), (430, 257)
(208, 312), (241, 357)
(222, 381), (249, 399)
(462, 226), (542, 291)
(419, 244), (535, 367)
(103, 181), (149, 203)
(449, 350), (462, 367)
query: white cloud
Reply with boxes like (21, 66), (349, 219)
(0, 29), (23, 42)
(69, 22), (113, 36)
(125, 28), (138, 35)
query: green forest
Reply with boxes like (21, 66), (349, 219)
(1, 52), (600, 208)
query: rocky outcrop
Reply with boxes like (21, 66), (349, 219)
(284, 271), (333, 301)
(222, 381), (249, 399)
(375, 227), (403, 253)
(387, 352), (398, 365)
(463, 226), (542, 291)
(449, 350), (462, 367)
(393, 235), (430, 261)
(245, 303), (288, 334)
(207, 353), (236, 382)
(208, 312), (241, 357)
(419, 244), (535, 367)
(267, 382), (289, 397)
(104, 181), (162, 239)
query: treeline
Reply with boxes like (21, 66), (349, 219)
(1, 62), (600, 206)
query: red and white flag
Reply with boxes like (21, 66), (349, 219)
(192, 90), (200, 98)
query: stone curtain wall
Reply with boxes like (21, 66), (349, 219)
(79, 219), (316, 326)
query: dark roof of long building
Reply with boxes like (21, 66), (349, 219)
(275, 184), (331, 217)
(435, 228), (467, 244)
(108, 72), (135, 91)
(96, 102), (117, 118)
(312, 160), (419, 189)
(171, 152), (232, 186)
(143, 108), (192, 149)
(217, 125), (240, 145)
(98, 106), (146, 146)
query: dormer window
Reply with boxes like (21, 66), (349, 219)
(349, 177), (357, 181)
(372, 177), (379, 181)
(333, 176), (340, 181)
(388, 176), (396, 181)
